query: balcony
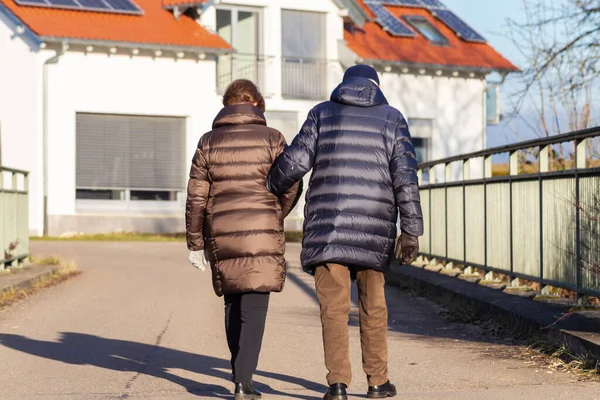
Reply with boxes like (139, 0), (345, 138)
(217, 53), (268, 95)
(281, 57), (329, 100)
(217, 54), (341, 101)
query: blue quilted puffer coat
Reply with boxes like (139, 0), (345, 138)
(267, 76), (423, 273)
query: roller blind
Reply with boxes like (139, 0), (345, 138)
(76, 113), (185, 191)
(281, 10), (325, 59)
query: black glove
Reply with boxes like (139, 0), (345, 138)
(395, 234), (419, 264)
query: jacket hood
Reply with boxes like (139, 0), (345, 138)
(213, 104), (267, 129)
(330, 77), (388, 108)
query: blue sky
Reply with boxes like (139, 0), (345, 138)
(443, 0), (525, 67)
(442, 0), (528, 147)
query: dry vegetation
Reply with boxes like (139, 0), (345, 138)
(0, 257), (79, 309)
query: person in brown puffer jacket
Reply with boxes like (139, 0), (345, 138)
(185, 79), (302, 399)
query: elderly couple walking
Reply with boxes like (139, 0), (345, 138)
(185, 65), (423, 400)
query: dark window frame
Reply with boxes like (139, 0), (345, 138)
(403, 15), (449, 46)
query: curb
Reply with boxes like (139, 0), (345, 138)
(0, 265), (78, 307)
(386, 263), (600, 368)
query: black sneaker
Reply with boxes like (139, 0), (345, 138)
(323, 383), (348, 400)
(367, 381), (397, 398)
(234, 383), (262, 400)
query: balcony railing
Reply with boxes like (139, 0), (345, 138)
(281, 57), (329, 100)
(417, 127), (600, 299)
(217, 54), (268, 95)
(217, 54), (342, 101)
(1, 166), (29, 269)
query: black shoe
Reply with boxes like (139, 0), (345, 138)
(234, 383), (262, 400)
(367, 381), (397, 398)
(323, 383), (348, 400)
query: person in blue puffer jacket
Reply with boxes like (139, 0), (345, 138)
(267, 65), (423, 400)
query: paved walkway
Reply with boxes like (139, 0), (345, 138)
(0, 242), (598, 399)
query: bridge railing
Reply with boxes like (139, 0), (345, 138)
(417, 127), (600, 298)
(0, 166), (29, 269)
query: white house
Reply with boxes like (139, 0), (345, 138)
(0, 0), (517, 236)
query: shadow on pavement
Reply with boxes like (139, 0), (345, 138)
(286, 263), (514, 346)
(0, 332), (324, 399)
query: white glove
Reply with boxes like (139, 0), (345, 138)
(188, 250), (209, 271)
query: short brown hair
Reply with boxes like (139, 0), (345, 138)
(222, 79), (266, 112)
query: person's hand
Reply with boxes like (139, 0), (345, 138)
(188, 250), (209, 271)
(394, 234), (419, 264)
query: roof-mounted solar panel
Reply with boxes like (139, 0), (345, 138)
(13, 0), (48, 3)
(385, 0), (423, 7)
(418, 0), (447, 8)
(368, 3), (416, 37)
(105, 0), (140, 12)
(14, 0), (143, 15)
(431, 9), (486, 42)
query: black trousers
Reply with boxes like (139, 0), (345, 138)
(224, 292), (270, 384)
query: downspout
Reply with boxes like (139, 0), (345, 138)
(42, 44), (65, 236)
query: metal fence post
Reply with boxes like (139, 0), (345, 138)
(539, 145), (550, 288)
(463, 159), (470, 265)
(484, 156), (492, 271)
(575, 139), (587, 300)
(445, 163), (452, 260)
(509, 151), (519, 278)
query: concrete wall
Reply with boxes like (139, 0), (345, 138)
(0, 12), (42, 235)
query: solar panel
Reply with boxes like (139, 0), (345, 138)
(418, 0), (447, 8)
(364, 0), (446, 7)
(385, 0), (423, 7)
(49, 0), (79, 6)
(14, 0), (143, 14)
(13, 0), (49, 4)
(432, 9), (486, 42)
(77, 0), (111, 10)
(105, 0), (140, 12)
(368, 3), (416, 37)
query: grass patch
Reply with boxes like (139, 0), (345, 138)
(31, 255), (61, 266)
(31, 232), (186, 242)
(0, 260), (80, 309)
(32, 231), (306, 243)
(285, 231), (303, 243)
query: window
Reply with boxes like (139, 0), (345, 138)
(412, 138), (431, 163)
(486, 83), (500, 125)
(217, 7), (259, 54)
(404, 16), (448, 45)
(216, 7), (263, 93)
(281, 10), (327, 99)
(75, 113), (185, 202)
(407, 118), (433, 163)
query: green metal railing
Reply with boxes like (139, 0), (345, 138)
(417, 127), (600, 299)
(1, 166), (29, 269)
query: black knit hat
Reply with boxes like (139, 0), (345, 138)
(343, 64), (380, 85)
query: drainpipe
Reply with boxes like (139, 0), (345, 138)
(42, 44), (66, 236)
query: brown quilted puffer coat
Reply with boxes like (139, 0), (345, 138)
(185, 104), (302, 297)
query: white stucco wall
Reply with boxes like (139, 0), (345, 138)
(0, 13), (42, 235)
(380, 71), (487, 180)
(43, 50), (221, 232)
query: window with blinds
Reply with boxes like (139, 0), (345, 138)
(75, 113), (185, 201)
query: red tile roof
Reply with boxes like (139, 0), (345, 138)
(0, 0), (230, 51)
(347, 0), (518, 72)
